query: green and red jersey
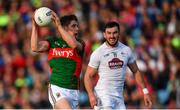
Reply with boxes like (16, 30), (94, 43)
(47, 36), (84, 89)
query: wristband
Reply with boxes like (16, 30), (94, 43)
(143, 88), (149, 94)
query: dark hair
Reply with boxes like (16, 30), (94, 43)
(103, 21), (120, 32)
(60, 14), (78, 26)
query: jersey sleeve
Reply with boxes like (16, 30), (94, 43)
(46, 36), (53, 47)
(88, 50), (100, 69)
(42, 36), (53, 51)
(128, 48), (136, 64)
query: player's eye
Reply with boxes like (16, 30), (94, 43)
(113, 31), (118, 34)
(106, 31), (111, 35)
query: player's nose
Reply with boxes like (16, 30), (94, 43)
(109, 34), (115, 39)
(75, 25), (79, 31)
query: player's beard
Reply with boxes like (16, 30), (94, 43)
(106, 39), (118, 47)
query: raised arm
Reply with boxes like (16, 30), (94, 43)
(84, 66), (98, 108)
(31, 17), (49, 52)
(51, 12), (83, 50)
(128, 62), (152, 108)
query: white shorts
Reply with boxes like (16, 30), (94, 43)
(95, 91), (126, 109)
(48, 84), (79, 109)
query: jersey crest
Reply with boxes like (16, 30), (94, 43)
(108, 58), (123, 69)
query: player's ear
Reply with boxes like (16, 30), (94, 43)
(103, 32), (106, 39)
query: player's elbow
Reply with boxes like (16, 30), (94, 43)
(84, 73), (89, 81)
(84, 72), (93, 81)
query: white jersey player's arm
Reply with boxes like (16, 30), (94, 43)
(128, 62), (152, 108)
(84, 49), (101, 108)
(84, 66), (98, 108)
(128, 62), (146, 88)
(127, 47), (146, 89)
(127, 47), (152, 108)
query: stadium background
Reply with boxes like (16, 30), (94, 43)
(0, 0), (179, 109)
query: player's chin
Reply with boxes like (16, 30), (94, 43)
(107, 40), (118, 47)
(109, 41), (116, 45)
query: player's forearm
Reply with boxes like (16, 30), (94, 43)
(135, 70), (146, 89)
(31, 26), (38, 52)
(57, 25), (80, 49)
(84, 74), (94, 96)
(135, 71), (152, 107)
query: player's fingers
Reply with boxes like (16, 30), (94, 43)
(90, 100), (97, 108)
(91, 102), (96, 108)
(51, 15), (55, 21)
(51, 12), (58, 23)
(31, 14), (37, 26)
(51, 15), (56, 23)
(31, 10), (38, 24)
(32, 9), (37, 19)
(51, 11), (58, 18)
(50, 11), (55, 18)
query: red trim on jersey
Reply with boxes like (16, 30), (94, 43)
(49, 67), (52, 74)
(47, 41), (50, 49)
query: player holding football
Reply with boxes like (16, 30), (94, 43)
(31, 11), (84, 109)
(84, 21), (152, 109)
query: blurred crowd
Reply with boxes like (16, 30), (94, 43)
(0, 0), (179, 109)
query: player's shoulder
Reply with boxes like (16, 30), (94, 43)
(47, 36), (65, 43)
(46, 36), (57, 41)
(118, 42), (134, 58)
(93, 43), (106, 53)
(118, 42), (132, 52)
(90, 43), (105, 57)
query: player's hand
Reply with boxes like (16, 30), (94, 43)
(51, 11), (60, 27)
(88, 93), (97, 108)
(144, 94), (152, 108)
(31, 11), (38, 27)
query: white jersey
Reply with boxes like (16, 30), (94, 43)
(88, 42), (136, 98)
